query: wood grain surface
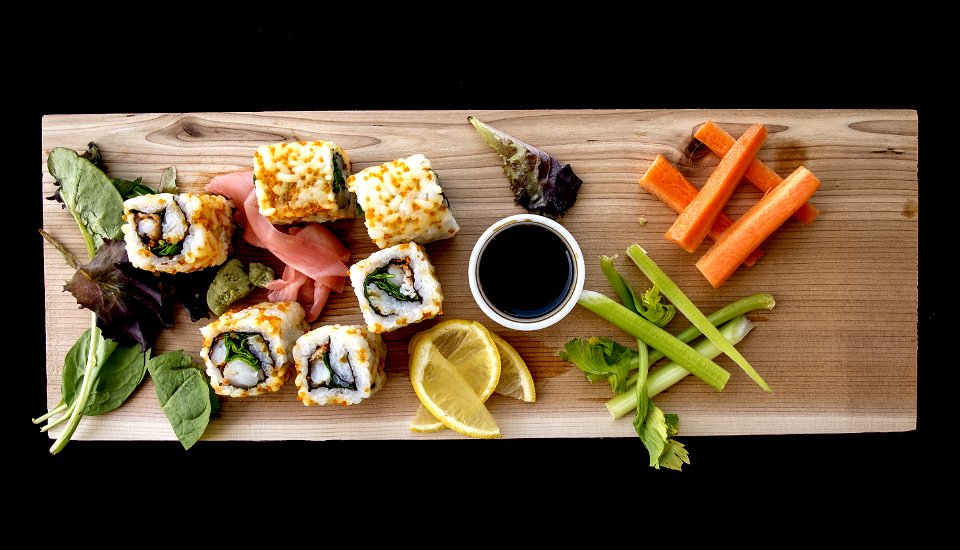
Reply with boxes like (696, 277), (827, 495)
(40, 110), (919, 442)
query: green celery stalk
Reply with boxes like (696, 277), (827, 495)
(577, 290), (730, 391)
(627, 244), (772, 392)
(582, 293), (775, 383)
(599, 255), (637, 312)
(606, 315), (756, 419)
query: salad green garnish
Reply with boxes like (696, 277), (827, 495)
(221, 332), (261, 370)
(151, 239), (183, 257)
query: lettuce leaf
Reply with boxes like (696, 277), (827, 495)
(64, 239), (175, 350)
(469, 116), (583, 219)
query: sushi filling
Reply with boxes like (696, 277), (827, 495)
(210, 332), (273, 389)
(307, 340), (357, 390)
(132, 198), (187, 257)
(331, 152), (352, 210)
(363, 258), (422, 316)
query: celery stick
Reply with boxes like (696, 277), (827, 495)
(627, 244), (772, 392)
(577, 290), (730, 391)
(599, 255), (636, 312)
(582, 294), (774, 383)
(646, 293), (774, 365)
(606, 315), (756, 419)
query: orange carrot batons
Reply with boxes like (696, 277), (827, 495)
(664, 123), (767, 253)
(696, 166), (821, 288)
(694, 121), (819, 224)
(639, 154), (763, 267)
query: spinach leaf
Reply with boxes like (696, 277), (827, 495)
(222, 332), (261, 369)
(150, 239), (183, 257)
(61, 328), (149, 416)
(46, 146), (126, 257)
(146, 351), (217, 450)
(113, 176), (155, 199)
(363, 263), (421, 302)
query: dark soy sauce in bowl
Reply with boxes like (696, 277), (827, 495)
(477, 223), (574, 320)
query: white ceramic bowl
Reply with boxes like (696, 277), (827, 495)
(468, 214), (585, 331)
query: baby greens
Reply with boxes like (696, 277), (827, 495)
(469, 116), (583, 219)
(146, 351), (220, 450)
(222, 333), (261, 369)
(46, 144), (126, 258)
(61, 329), (150, 416)
(32, 325), (148, 454)
(36, 143), (206, 454)
(64, 239), (175, 350)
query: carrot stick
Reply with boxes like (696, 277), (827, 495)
(695, 121), (820, 224)
(639, 154), (763, 267)
(665, 123), (767, 253)
(696, 166), (821, 288)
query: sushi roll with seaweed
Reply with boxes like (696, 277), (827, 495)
(122, 193), (234, 274)
(347, 154), (459, 249)
(200, 301), (308, 398)
(293, 324), (387, 406)
(253, 140), (356, 224)
(349, 242), (443, 333)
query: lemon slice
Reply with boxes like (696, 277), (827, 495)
(490, 332), (536, 403)
(410, 328), (535, 433)
(408, 319), (501, 438)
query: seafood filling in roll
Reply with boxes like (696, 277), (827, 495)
(349, 242), (443, 333)
(208, 332), (274, 389)
(363, 258), (421, 316)
(294, 325), (386, 406)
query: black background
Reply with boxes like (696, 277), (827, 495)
(15, 6), (936, 522)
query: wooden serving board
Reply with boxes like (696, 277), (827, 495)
(40, 110), (918, 441)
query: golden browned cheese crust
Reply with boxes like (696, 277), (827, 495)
(253, 140), (355, 224)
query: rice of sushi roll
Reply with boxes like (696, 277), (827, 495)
(200, 301), (308, 398)
(122, 193), (234, 274)
(293, 324), (387, 406)
(346, 154), (459, 249)
(253, 140), (356, 224)
(349, 242), (443, 333)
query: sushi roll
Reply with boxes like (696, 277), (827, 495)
(122, 193), (234, 274)
(347, 154), (459, 249)
(349, 242), (443, 333)
(293, 324), (387, 406)
(253, 140), (356, 224)
(200, 301), (308, 398)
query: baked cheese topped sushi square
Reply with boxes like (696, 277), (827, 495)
(253, 140), (356, 224)
(347, 154), (459, 249)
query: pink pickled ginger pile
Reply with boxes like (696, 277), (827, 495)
(205, 171), (350, 321)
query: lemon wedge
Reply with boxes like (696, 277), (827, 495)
(409, 323), (535, 433)
(408, 319), (501, 438)
(489, 332), (536, 403)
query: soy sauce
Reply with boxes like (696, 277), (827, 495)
(477, 223), (574, 320)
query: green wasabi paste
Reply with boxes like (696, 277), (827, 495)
(207, 259), (253, 315)
(248, 262), (275, 288)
